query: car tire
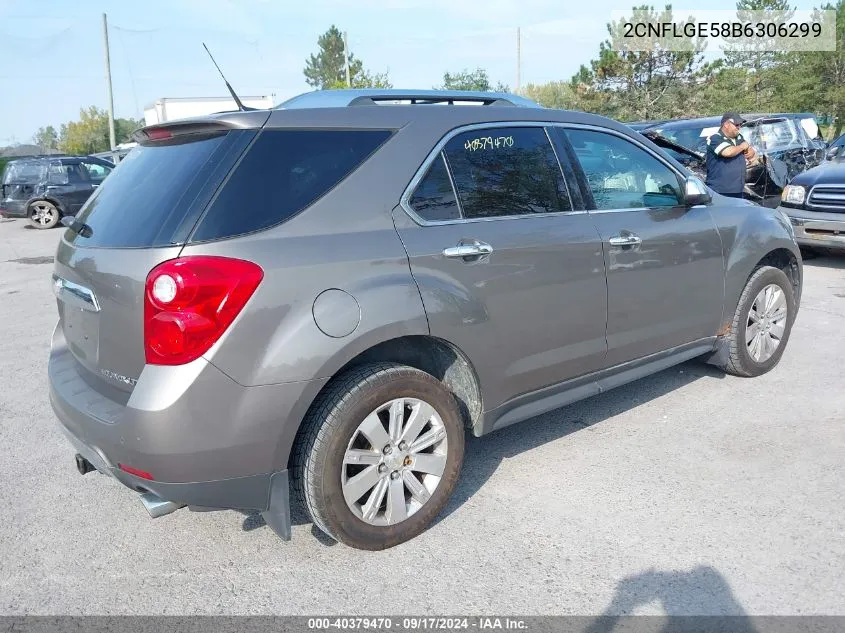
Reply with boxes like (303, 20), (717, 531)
(28, 201), (60, 229)
(292, 362), (465, 550)
(719, 265), (796, 377)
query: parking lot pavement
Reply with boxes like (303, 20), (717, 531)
(0, 216), (843, 616)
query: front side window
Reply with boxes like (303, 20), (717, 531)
(565, 128), (683, 210)
(442, 126), (571, 219)
(82, 161), (112, 182)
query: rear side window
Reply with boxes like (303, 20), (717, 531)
(409, 153), (460, 221)
(190, 129), (392, 242)
(71, 131), (249, 248)
(442, 127), (571, 219)
(3, 162), (45, 185)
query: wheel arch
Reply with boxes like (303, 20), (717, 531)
(26, 195), (67, 216)
(281, 334), (483, 471)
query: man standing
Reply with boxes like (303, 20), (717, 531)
(705, 112), (757, 199)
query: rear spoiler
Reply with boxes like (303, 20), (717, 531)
(131, 111), (271, 144)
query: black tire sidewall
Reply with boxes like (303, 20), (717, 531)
(313, 369), (464, 550)
(735, 267), (796, 376)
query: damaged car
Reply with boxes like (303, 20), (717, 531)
(633, 113), (827, 207)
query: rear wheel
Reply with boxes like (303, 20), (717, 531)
(292, 362), (465, 550)
(28, 201), (60, 229)
(719, 265), (796, 377)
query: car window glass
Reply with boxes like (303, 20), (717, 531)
(82, 162), (111, 182)
(745, 120), (802, 151)
(442, 127), (570, 218)
(566, 128), (683, 210)
(3, 162), (45, 185)
(47, 161), (69, 185)
(191, 129), (392, 242)
(409, 153), (460, 221)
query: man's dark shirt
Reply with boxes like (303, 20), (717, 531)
(705, 129), (747, 194)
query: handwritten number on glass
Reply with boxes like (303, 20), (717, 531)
(464, 136), (514, 152)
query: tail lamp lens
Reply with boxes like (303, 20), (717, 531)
(144, 256), (263, 365)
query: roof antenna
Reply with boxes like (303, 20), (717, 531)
(202, 42), (253, 112)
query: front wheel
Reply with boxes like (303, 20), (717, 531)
(28, 201), (60, 229)
(292, 362), (465, 550)
(719, 265), (796, 377)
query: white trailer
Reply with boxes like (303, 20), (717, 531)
(143, 95), (275, 126)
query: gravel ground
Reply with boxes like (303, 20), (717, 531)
(1, 217), (843, 616)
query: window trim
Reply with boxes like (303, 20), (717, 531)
(558, 123), (691, 214)
(400, 121), (583, 226)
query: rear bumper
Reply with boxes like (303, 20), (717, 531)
(48, 322), (327, 537)
(0, 200), (27, 217)
(781, 205), (845, 250)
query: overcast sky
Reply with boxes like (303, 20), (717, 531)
(0, 0), (821, 145)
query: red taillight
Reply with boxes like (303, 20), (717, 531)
(118, 463), (154, 480)
(145, 128), (172, 141)
(144, 256), (263, 366)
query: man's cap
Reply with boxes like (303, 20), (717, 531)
(721, 112), (746, 126)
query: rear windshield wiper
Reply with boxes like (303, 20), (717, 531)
(61, 215), (93, 238)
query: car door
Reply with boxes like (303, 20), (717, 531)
(48, 160), (95, 214)
(393, 124), (609, 411)
(556, 125), (725, 367)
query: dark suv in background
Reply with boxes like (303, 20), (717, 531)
(49, 89), (802, 551)
(0, 155), (113, 228)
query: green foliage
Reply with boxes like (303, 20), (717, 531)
(522, 81), (577, 109)
(57, 107), (141, 155)
(573, 4), (712, 121)
(436, 68), (508, 92)
(304, 25), (391, 90)
(33, 125), (58, 152)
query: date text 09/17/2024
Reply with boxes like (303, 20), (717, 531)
(307, 617), (528, 631)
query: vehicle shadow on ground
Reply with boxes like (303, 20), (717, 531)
(582, 565), (758, 632)
(800, 250), (845, 269)
(241, 359), (724, 545)
(434, 360), (725, 528)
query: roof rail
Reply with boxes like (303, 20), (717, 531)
(275, 89), (543, 110)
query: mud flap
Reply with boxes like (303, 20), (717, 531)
(260, 470), (291, 541)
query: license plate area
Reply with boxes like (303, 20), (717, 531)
(54, 275), (101, 365)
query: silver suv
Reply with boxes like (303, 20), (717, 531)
(48, 90), (803, 550)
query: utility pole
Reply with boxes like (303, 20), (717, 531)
(102, 13), (116, 151)
(343, 31), (351, 88)
(516, 27), (521, 94)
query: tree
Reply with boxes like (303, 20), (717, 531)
(522, 81), (577, 109)
(574, 5), (712, 121)
(722, 0), (796, 110)
(33, 126), (58, 152)
(57, 107), (141, 155)
(303, 25), (392, 89)
(436, 68), (508, 92)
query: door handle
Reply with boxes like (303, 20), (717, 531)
(443, 241), (493, 259)
(608, 234), (642, 247)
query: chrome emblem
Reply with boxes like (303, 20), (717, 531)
(100, 368), (138, 387)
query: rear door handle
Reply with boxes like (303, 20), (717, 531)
(608, 234), (642, 247)
(443, 241), (493, 259)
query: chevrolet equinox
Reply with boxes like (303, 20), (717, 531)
(48, 89), (803, 550)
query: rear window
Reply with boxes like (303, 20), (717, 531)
(3, 162), (45, 185)
(69, 131), (253, 248)
(189, 129), (392, 242)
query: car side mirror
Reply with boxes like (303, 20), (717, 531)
(684, 176), (711, 206)
(825, 146), (840, 161)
